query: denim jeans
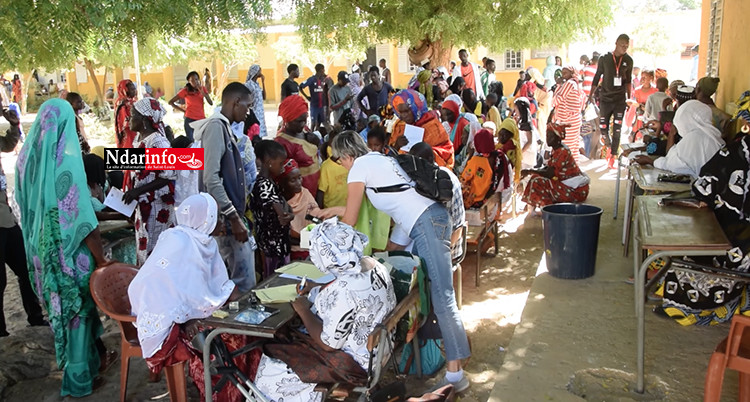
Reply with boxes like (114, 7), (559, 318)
(184, 117), (197, 141)
(217, 235), (257, 292)
(409, 203), (471, 361)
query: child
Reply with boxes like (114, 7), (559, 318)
(461, 129), (496, 207)
(484, 93), (503, 130)
(250, 140), (295, 277)
(497, 118), (522, 183)
(317, 130), (349, 208)
(279, 159), (322, 260)
(367, 126), (397, 156)
(171, 136), (199, 205)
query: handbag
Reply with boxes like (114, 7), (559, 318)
(398, 338), (446, 376)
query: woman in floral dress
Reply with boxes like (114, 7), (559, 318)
(123, 98), (176, 265)
(521, 123), (590, 208)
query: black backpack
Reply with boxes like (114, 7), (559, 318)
(368, 154), (454, 202)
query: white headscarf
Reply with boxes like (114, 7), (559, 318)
(654, 100), (725, 177)
(309, 217), (368, 277)
(128, 193), (234, 358)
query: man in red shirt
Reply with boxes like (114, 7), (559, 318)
(451, 49), (485, 99)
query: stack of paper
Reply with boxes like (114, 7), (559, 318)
(254, 284), (299, 304)
(104, 187), (137, 217)
(276, 262), (327, 280)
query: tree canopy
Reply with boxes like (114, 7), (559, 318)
(295, 0), (615, 65)
(0, 0), (271, 72)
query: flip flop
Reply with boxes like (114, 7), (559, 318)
(99, 350), (118, 374)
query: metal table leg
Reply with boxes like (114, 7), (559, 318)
(203, 328), (271, 402)
(614, 156), (622, 219)
(623, 180), (636, 257)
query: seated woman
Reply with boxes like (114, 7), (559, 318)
(389, 89), (454, 169)
(128, 193), (240, 368)
(513, 97), (539, 169)
(521, 123), (589, 209)
(254, 219), (396, 401)
(496, 118), (522, 184)
(461, 129), (496, 208)
(657, 133), (750, 325)
(633, 100), (724, 177)
(279, 159), (322, 260)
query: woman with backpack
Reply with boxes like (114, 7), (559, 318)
(318, 131), (472, 394)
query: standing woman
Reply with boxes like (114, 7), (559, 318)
(114, 79), (138, 148)
(552, 66), (585, 162)
(11, 74), (22, 104)
(348, 71), (364, 120)
(15, 99), (114, 397)
(168, 71), (212, 141)
(321, 131), (472, 393)
(123, 99), (177, 265)
(244, 65), (267, 138)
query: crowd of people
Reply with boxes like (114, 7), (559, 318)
(2, 31), (750, 400)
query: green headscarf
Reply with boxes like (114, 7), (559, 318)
(698, 76), (720, 97)
(417, 69), (434, 106)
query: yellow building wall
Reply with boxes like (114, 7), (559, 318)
(715, 0), (750, 110)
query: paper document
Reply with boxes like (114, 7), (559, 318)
(254, 284), (299, 304)
(103, 187), (137, 217)
(279, 272), (335, 284)
(275, 262), (328, 280)
(400, 124), (425, 152)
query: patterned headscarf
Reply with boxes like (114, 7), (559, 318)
(133, 98), (167, 136)
(563, 65), (579, 82)
(176, 193), (218, 237)
(309, 217), (368, 277)
(391, 89), (429, 122)
(676, 85), (696, 105)
(548, 122), (567, 138)
(655, 68), (667, 79)
(734, 91), (750, 124)
(278, 94), (309, 123)
(245, 65), (261, 83)
(277, 158), (299, 181)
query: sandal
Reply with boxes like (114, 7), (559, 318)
(99, 350), (118, 374)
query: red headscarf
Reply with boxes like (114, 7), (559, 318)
(473, 129), (495, 155)
(116, 79), (134, 109)
(278, 158), (299, 181)
(442, 99), (460, 119)
(279, 95), (309, 123)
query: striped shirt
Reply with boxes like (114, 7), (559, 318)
(581, 65), (597, 97)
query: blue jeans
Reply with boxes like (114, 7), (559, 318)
(409, 203), (471, 361)
(184, 117), (197, 141)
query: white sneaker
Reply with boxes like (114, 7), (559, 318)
(429, 374), (470, 393)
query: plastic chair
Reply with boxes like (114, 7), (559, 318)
(704, 314), (750, 401)
(451, 225), (468, 310)
(89, 263), (187, 402)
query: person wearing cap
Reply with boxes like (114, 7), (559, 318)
(451, 49), (485, 99)
(359, 114), (381, 141)
(329, 71), (354, 125)
(696, 76), (731, 133)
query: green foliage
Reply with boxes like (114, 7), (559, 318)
(0, 0), (272, 72)
(295, 0), (615, 54)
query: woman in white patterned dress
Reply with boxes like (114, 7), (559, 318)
(254, 218), (396, 401)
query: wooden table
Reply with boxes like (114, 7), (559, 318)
(622, 164), (692, 257)
(198, 274), (298, 402)
(632, 196), (731, 393)
(98, 220), (133, 234)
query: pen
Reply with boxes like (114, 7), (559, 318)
(298, 276), (307, 293)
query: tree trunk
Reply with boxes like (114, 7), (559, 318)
(22, 73), (33, 115)
(218, 61), (239, 95)
(83, 58), (104, 106)
(408, 37), (452, 70)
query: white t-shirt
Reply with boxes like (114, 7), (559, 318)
(348, 152), (434, 236)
